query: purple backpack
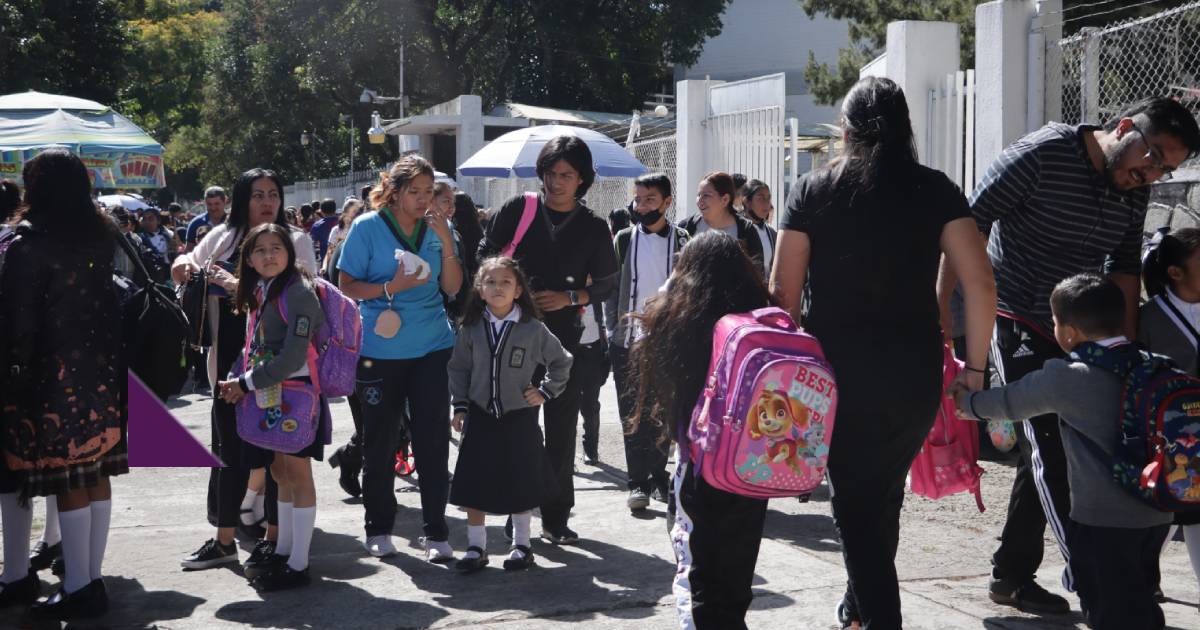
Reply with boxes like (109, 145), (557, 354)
(279, 276), (362, 397)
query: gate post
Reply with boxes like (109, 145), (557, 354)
(675, 79), (715, 222)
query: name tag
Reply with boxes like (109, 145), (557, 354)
(295, 315), (311, 338)
(509, 347), (526, 368)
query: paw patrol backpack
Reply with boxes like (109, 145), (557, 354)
(687, 307), (838, 499)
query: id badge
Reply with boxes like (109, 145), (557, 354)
(375, 308), (402, 339)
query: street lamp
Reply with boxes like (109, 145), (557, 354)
(300, 130), (311, 146)
(368, 111), (387, 145)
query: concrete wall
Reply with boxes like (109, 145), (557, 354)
(974, 0), (1037, 183)
(677, 0), (848, 125)
(881, 21), (960, 165)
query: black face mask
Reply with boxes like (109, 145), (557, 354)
(631, 208), (664, 226)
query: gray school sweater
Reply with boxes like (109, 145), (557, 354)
(242, 277), (326, 391)
(963, 348), (1172, 529)
(448, 316), (573, 417)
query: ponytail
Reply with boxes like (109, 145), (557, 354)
(1143, 227), (1200, 297)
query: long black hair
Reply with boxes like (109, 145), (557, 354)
(459, 256), (541, 326)
(827, 76), (919, 194)
(228, 168), (289, 233)
(9, 149), (115, 242)
(628, 231), (775, 445)
(1144, 227), (1200, 297)
(233, 223), (312, 314)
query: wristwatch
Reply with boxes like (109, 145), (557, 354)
(567, 290), (579, 306)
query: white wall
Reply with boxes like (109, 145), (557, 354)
(974, 0), (1037, 183)
(882, 21), (961, 165)
(678, 0), (848, 125)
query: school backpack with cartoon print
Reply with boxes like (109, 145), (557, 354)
(276, 276), (362, 398)
(688, 307), (838, 499)
(1070, 341), (1200, 513)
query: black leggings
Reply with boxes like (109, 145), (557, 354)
(207, 301), (251, 529)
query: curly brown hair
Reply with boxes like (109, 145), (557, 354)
(369, 155), (435, 210)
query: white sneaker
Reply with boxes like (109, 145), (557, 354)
(363, 535), (397, 558)
(422, 537), (454, 564)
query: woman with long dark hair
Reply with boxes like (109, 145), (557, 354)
(0, 149), (127, 618)
(627, 231), (775, 629)
(172, 168), (317, 575)
(677, 171), (765, 271)
(771, 76), (996, 629)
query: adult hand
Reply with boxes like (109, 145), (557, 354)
(948, 382), (970, 414)
(451, 412), (466, 433)
(534, 290), (572, 312)
(216, 379), (245, 404)
(207, 263), (237, 293)
(387, 263), (429, 295)
(172, 258), (200, 285)
(523, 387), (546, 407)
(424, 209), (453, 246)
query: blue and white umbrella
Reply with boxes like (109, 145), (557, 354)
(457, 124), (648, 178)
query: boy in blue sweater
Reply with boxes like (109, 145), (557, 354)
(952, 273), (1171, 630)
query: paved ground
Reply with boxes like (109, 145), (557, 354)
(2, 380), (1199, 629)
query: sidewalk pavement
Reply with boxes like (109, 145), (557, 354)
(3, 380), (1198, 629)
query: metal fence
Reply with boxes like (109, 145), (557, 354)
(703, 105), (785, 225)
(284, 170), (379, 208)
(1057, 0), (1200, 169)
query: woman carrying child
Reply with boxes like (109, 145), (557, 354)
(1139, 227), (1200, 607)
(215, 223), (328, 591)
(447, 257), (572, 572)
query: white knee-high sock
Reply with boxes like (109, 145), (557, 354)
(41, 495), (61, 546)
(1183, 524), (1200, 587)
(59, 506), (92, 594)
(286, 506), (315, 571)
(275, 501), (294, 556)
(239, 489), (258, 525)
(464, 525), (486, 559)
(512, 511), (532, 547)
(89, 500), (112, 581)
(0, 492), (32, 582)
(253, 493), (266, 524)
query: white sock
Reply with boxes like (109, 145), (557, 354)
(59, 506), (92, 594)
(286, 506), (315, 571)
(1183, 524), (1200, 586)
(0, 492), (32, 582)
(512, 512), (532, 548)
(253, 493), (266, 524)
(240, 489), (258, 525)
(465, 524), (486, 559)
(275, 501), (294, 556)
(89, 500), (112, 581)
(41, 496), (61, 546)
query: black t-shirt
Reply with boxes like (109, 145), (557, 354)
(479, 194), (619, 337)
(781, 164), (968, 341)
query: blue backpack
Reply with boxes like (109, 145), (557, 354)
(1070, 341), (1200, 513)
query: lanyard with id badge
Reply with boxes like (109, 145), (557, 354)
(376, 210), (429, 339)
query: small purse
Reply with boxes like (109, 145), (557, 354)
(233, 302), (320, 454)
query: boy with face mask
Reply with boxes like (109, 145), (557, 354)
(604, 172), (690, 512)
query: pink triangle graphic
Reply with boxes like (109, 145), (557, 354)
(128, 371), (223, 467)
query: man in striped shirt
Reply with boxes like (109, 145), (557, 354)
(939, 97), (1200, 616)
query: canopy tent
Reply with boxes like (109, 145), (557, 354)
(0, 91), (166, 189)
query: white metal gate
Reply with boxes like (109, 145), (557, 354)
(927, 69), (977, 193)
(703, 106), (785, 225)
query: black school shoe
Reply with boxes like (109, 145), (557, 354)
(988, 575), (1070, 615)
(455, 547), (489, 574)
(31, 578), (108, 619)
(541, 525), (579, 545)
(51, 556), (64, 576)
(0, 572), (41, 608)
(29, 541), (62, 572)
(328, 443), (363, 498)
(502, 546), (535, 571)
(242, 540), (281, 581)
(181, 538), (238, 570)
(250, 564), (310, 592)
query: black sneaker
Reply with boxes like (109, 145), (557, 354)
(541, 525), (579, 545)
(250, 564), (310, 592)
(502, 545), (535, 571)
(242, 540), (279, 581)
(627, 488), (650, 511)
(0, 571), (41, 608)
(583, 442), (599, 464)
(455, 547), (489, 573)
(51, 556), (64, 576)
(989, 576), (1070, 615)
(650, 484), (669, 504)
(181, 538), (238, 570)
(29, 541), (62, 572)
(504, 516), (513, 541)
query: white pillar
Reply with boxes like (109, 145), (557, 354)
(675, 79), (718, 222)
(456, 95), (485, 200)
(883, 21), (960, 165)
(975, 0), (1037, 185)
(1035, 0), (1064, 127)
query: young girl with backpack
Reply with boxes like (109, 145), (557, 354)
(628, 231), (775, 629)
(1138, 226), (1200, 606)
(447, 257), (572, 573)
(216, 222), (328, 592)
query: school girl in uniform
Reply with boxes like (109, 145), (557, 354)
(447, 257), (573, 572)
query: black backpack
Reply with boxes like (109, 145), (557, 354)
(115, 233), (190, 402)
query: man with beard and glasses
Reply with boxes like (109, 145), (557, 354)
(937, 96), (1200, 617)
(605, 172), (689, 513)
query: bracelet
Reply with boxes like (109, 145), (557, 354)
(964, 365), (986, 374)
(382, 283), (394, 302)
(442, 254), (457, 261)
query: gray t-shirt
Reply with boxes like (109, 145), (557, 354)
(695, 216), (738, 239)
(963, 342), (1172, 529)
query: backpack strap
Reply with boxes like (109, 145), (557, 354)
(274, 276), (323, 395)
(500, 192), (539, 258)
(1158, 293), (1200, 350)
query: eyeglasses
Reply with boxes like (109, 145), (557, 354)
(1131, 124), (1175, 182)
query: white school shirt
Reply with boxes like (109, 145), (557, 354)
(580, 305), (600, 345)
(1166, 287), (1200, 332)
(624, 225), (675, 345)
(484, 304), (522, 336)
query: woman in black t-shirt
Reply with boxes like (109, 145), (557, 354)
(771, 77), (996, 629)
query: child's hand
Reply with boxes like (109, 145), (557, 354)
(216, 379), (245, 404)
(947, 383), (970, 415)
(523, 387), (546, 406)
(451, 412), (466, 433)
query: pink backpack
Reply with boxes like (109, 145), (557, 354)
(909, 345), (985, 511)
(688, 307), (838, 499)
(277, 276), (362, 397)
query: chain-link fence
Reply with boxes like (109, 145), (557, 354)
(1057, 1), (1200, 154)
